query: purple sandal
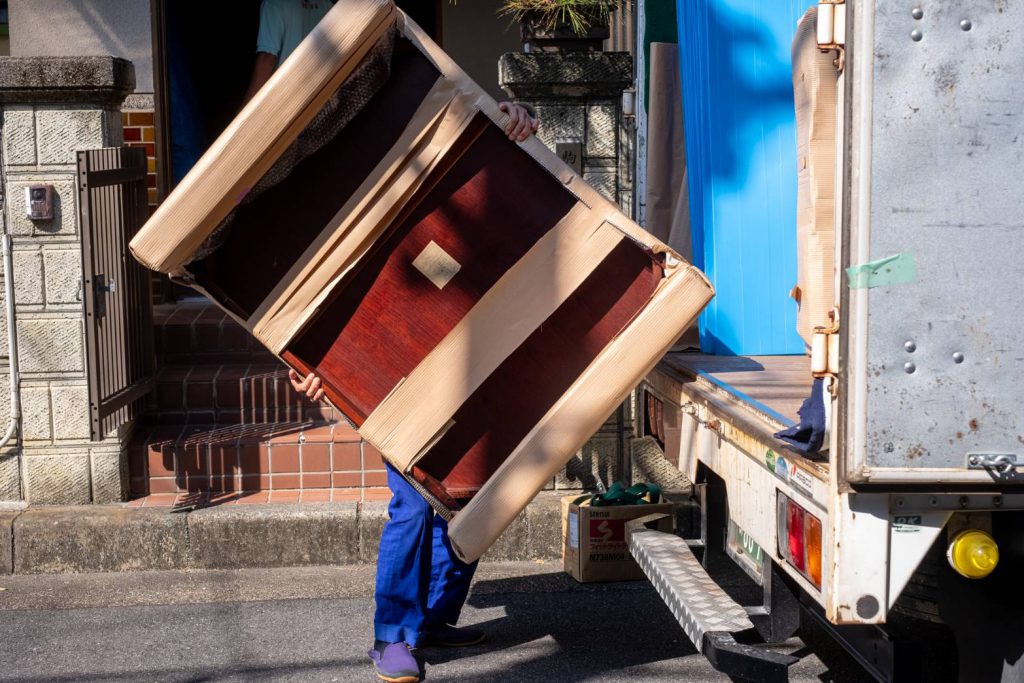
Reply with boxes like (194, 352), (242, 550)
(368, 642), (421, 683)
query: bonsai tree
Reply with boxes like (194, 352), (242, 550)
(499, 0), (620, 37)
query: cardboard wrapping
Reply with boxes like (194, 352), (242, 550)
(645, 41), (700, 349)
(129, 0), (714, 564)
(446, 266), (710, 562)
(644, 43), (692, 262)
(792, 8), (839, 345)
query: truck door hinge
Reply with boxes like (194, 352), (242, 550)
(811, 308), (840, 384)
(817, 0), (846, 71)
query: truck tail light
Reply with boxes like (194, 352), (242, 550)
(805, 513), (823, 587)
(787, 500), (806, 572)
(778, 492), (823, 589)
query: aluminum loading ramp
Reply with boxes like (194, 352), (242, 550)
(627, 516), (797, 682)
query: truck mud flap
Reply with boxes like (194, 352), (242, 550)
(627, 515), (798, 682)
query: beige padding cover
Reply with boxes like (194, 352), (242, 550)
(792, 8), (839, 346)
(448, 265), (710, 563)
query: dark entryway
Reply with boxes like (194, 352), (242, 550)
(153, 0), (442, 192)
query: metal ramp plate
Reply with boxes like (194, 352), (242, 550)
(629, 526), (754, 646)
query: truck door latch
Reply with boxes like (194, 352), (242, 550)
(967, 453), (1020, 475)
(811, 308), (840, 379)
(817, 0), (846, 71)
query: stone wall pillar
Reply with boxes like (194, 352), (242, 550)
(0, 57), (134, 504)
(499, 50), (636, 490)
(499, 51), (634, 212)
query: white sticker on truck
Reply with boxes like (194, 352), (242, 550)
(791, 467), (814, 494)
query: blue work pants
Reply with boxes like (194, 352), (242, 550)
(373, 464), (477, 646)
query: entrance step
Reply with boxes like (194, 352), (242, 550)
(127, 421), (387, 498)
(140, 299), (380, 499)
(149, 363), (341, 426)
(154, 300), (277, 365)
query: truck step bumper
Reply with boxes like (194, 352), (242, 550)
(627, 516), (798, 682)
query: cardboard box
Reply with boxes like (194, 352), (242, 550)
(562, 496), (674, 583)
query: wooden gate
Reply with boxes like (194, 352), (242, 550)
(77, 147), (156, 440)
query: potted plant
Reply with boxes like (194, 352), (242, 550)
(499, 0), (618, 52)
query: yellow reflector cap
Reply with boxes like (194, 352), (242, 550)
(947, 529), (999, 579)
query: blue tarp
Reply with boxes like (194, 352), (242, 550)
(676, 0), (814, 356)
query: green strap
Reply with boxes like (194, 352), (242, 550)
(572, 482), (662, 507)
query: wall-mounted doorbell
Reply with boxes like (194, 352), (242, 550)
(26, 184), (55, 221)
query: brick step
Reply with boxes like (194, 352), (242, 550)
(154, 299), (278, 365)
(150, 363), (342, 425)
(128, 421), (388, 498)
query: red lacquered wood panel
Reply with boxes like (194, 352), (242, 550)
(285, 115), (578, 421)
(192, 39), (441, 318)
(412, 239), (663, 500)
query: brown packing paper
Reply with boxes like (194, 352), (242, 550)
(792, 8), (839, 346)
(645, 42), (699, 349)
(562, 496), (674, 582)
(645, 43), (692, 261)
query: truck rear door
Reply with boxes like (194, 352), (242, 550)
(842, 0), (1024, 485)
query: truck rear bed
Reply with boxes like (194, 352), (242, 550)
(643, 349), (829, 491)
(660, 352), (811, 428)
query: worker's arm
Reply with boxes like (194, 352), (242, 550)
(290, 369), (325, 402)
(498, 102), (539, 142)
(244, 52), (279, 104)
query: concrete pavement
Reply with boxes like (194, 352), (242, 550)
(0, 561), (868, 682)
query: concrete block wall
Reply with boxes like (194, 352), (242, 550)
(0, 56), (134, 504)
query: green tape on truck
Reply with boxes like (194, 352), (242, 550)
(846, 252), (916, 290)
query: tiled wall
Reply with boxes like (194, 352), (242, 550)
(121, 110), (158, 206)
(129, 301), (393, 502)
(129, 421), (391, 500)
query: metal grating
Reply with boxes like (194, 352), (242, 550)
(78, 147), (156, 440)
(629, 526), (753, 646)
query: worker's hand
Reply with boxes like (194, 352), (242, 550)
(289, 369), (325, 402)
(498, 102), (539, 142)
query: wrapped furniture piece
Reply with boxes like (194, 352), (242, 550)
(130, 0), (713, 562)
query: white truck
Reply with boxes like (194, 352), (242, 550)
(628, 2), (1024, 681)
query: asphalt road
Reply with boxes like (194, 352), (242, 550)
(0, 563), (868, 682)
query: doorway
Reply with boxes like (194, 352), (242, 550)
(152, 0), (442, 192)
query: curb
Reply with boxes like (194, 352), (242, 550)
(2, 492), (568, 575)
(1, 510), (15, 574)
